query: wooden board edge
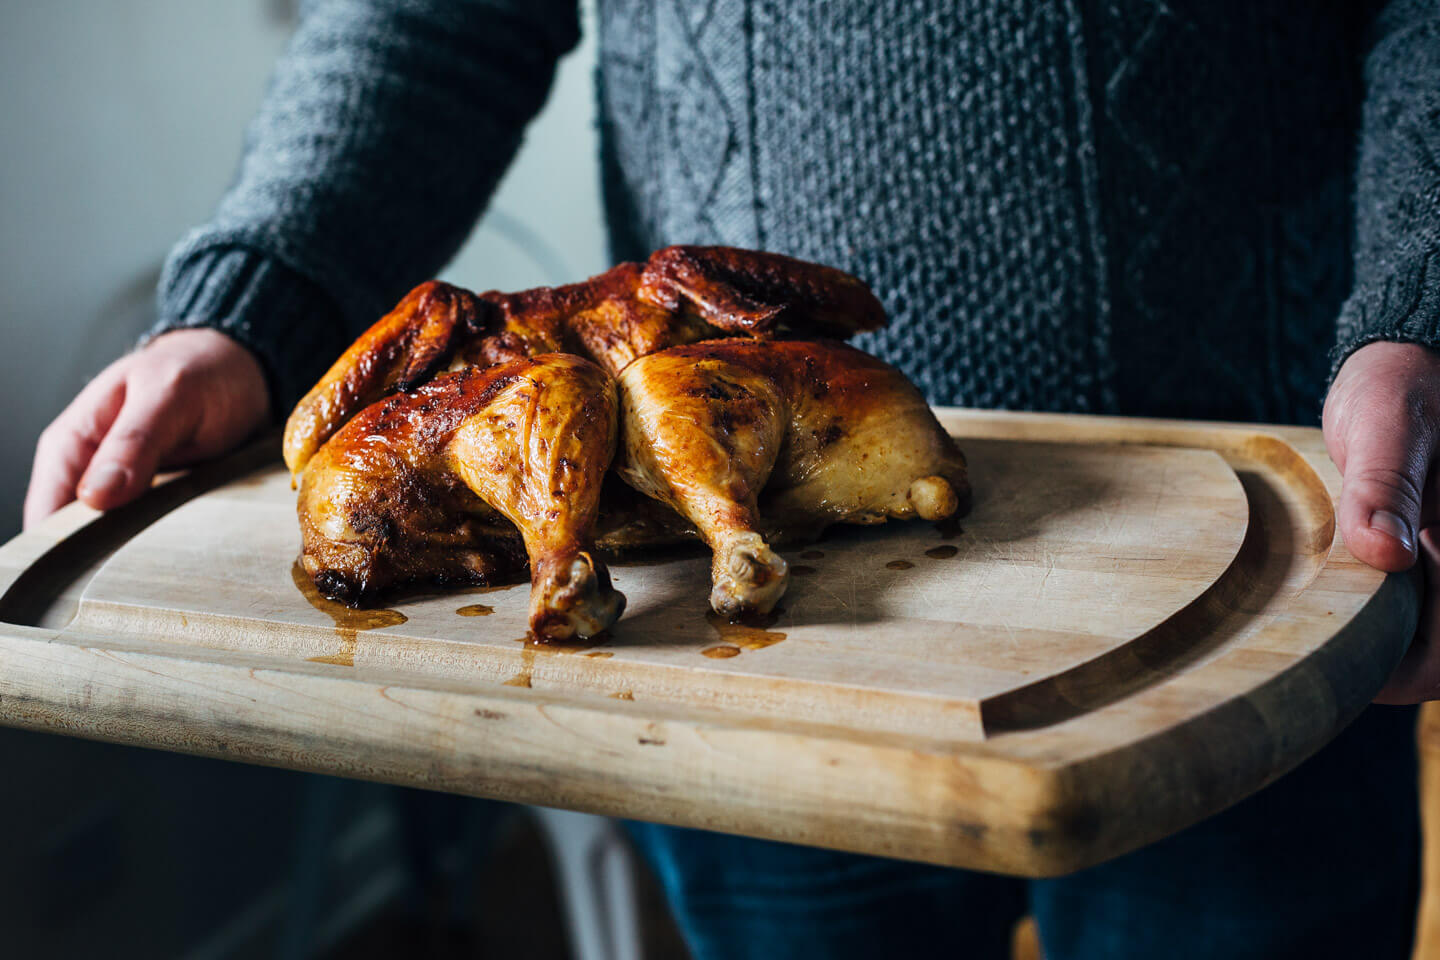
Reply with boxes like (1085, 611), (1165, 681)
(0, 411), (1412, 878)
(1012, 565), (1421, 876)
(0, 551), (1413, 880)
(0, 622), (1125, 876)
(0, 434), (282, 625)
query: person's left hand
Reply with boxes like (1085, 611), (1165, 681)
(1324, 340), (1440, 703)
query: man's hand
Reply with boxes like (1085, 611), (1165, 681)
(1324, 340), (1440, 703)
(23, 329), (270, 530)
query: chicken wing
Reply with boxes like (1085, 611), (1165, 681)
(283, 246), (885, 476)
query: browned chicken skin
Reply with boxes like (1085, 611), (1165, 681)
(297, 353), (623, 640)
(285, 245), (966, 638)
(616, 339), (967, 619)
(283, 246), (884, 476)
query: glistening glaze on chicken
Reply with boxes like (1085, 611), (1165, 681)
(296, 354), (623, 641)
(616, 339), (968, 619)
(283, 245), (885, 477)
(284, 245), (968, 640)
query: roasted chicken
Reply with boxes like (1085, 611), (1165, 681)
(284, 246), (968, 640)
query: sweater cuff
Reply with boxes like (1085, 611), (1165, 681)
(1331, 247), (1440, 380)
(147, 245), (348, 419)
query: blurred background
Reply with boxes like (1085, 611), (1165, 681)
(0, 0), (609, 541)
(0, 3), (687, 957)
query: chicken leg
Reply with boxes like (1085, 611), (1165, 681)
(615, 339), (968, 619)
(296, 353), (624, 640)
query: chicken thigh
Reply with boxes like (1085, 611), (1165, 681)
(615, 339), (968, 619)
(296, 353), (624, 641)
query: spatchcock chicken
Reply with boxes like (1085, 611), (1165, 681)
(284, 246), (969, 642)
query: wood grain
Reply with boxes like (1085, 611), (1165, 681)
(63, 438), (1247, 741)
(1414, 702), (1440, 960)
(0, 410), (1418, 877)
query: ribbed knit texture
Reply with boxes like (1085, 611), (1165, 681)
(150, 246), (345, 417)
(150, 0), (581, 416)
(154, 0), (1440, 426)
(1335, 3), (1440, 374)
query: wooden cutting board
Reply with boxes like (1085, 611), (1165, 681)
(0, 410), (1417, 876)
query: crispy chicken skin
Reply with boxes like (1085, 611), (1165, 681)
(615, 339), (968, 619)
(297, 353), (624, 641)
(286, 245), (966, 636)
(283, 245), (884, 476)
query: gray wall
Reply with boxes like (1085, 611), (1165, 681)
(0, 0), (606, 538)
(0, 3), (605, 955)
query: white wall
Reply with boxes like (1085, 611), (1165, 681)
(0, 0), (606, 538)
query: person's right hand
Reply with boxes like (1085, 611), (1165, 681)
(23, 328), (271, 530)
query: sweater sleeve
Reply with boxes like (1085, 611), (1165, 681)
(148, 0), (580, 414)
(1333, 0), (1440, 373)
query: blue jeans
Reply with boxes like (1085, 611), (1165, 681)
(627, 704), (1419, 960)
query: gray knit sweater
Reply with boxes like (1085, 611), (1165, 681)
(153, 0), (1440, 426)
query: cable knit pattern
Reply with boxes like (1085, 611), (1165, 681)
(157, 0), (1440, 426)
(1083, 1), (1367, 423)
(603, 0), (1116, 413)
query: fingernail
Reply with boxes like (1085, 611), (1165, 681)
(1370, 509), (1416, 553)
(79, 463), (130, 500)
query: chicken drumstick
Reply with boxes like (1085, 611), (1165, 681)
(615, 339), (968, 619)
(296, 352), (624, 641)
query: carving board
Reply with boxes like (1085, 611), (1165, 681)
(0, 410), (1418, 875)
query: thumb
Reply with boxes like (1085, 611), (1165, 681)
(1332, 391), (1433, 573)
